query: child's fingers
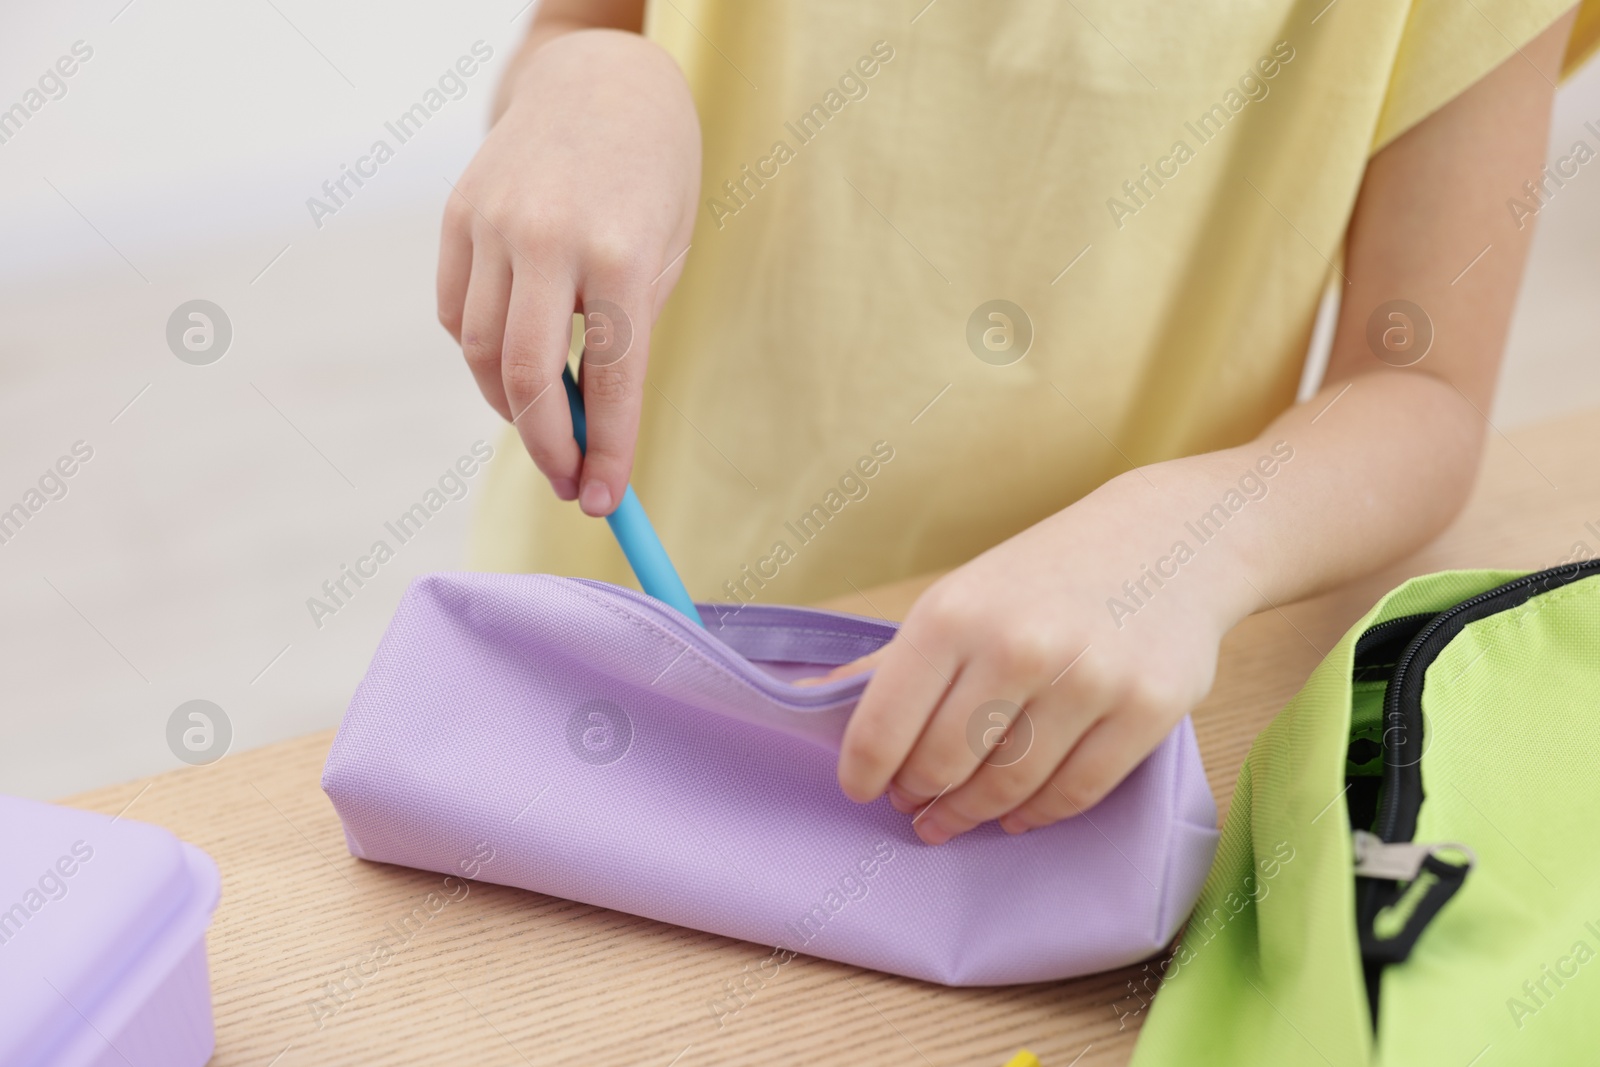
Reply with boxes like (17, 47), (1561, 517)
(575, 287), (649, 517)
(1052, 701), (1179, 816)
(501, 270), (583, 496)
(887, 784), (921, 813)
(907, 688), (1112, 845)
(887, 662), (1028, 805)
(1000, 699), (1176, 833)
(436, 202), (473, 344)
(836, 634), (957, 803)
(456, 247), (515, 424)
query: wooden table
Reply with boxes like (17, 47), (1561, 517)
(66, 407), (1600, 1067)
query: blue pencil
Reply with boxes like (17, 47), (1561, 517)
(561, 365), (705, 628)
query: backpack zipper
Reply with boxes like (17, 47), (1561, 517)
(1350, 560), (1600, 1024)
(1351, 830), (1475, 881)
(1372, 560), (1600, 843)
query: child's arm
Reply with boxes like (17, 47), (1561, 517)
(436, 0), (700, 518)
(834, 10), (1578, 845)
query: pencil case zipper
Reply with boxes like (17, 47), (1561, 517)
(570, 578), (896, 710)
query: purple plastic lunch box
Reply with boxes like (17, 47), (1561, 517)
(0, 794), (221, 1067)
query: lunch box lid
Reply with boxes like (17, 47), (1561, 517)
(0, 794), (221, 1067)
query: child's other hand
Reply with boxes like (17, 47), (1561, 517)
(834, 464), (1260, 845)
(829, 3), (1582, 845)
(437, 29), (701, 516)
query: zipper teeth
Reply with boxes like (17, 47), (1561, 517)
(1352, 612), (1434, 670)
(1363, 615), (1420, 639)
(1375, 562), (1600, 839)
(1355, 613), (1428, 651)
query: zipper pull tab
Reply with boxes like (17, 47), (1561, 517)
(1355, 830), (1477, 964)
(1352, 830), (1477, 881)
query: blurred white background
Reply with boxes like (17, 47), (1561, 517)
(0, 0), (526, 798)
(3, 1), (1599, 800)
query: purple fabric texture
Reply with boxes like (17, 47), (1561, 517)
(322, 573), (1220, 985)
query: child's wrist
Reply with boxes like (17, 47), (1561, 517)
(1188, 445), (1295, 628)
(1105, 447), (1287, 633)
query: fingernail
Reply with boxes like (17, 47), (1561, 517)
(580, 481), (613, 514)
(916, 818), (955, 846)
(552, 477), (578, 501)
(1000, 813), (1031, 835)
(890, 783), (929, 813)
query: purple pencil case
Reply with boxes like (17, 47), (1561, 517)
(323, 573), (1219, 985)
(1, 795), (221, 1067)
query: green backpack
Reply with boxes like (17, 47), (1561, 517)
(1132, 563), (1600, 1066)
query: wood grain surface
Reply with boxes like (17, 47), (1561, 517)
(65, 407), (1600, 1067)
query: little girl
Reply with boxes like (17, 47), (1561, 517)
(437, 0), (1594, 844)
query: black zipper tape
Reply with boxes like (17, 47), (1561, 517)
(1374, 560), (1600, 843)
(1351, 612), (1435, 682)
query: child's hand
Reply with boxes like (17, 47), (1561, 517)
(436, 29), (701, 516)
(822, 4), (1581, 845)
(831, 465), (1260, 845)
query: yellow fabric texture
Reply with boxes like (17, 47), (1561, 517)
(472, 0), (1597, 607)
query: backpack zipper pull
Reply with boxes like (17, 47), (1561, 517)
(1351, 830), (1476, 881)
